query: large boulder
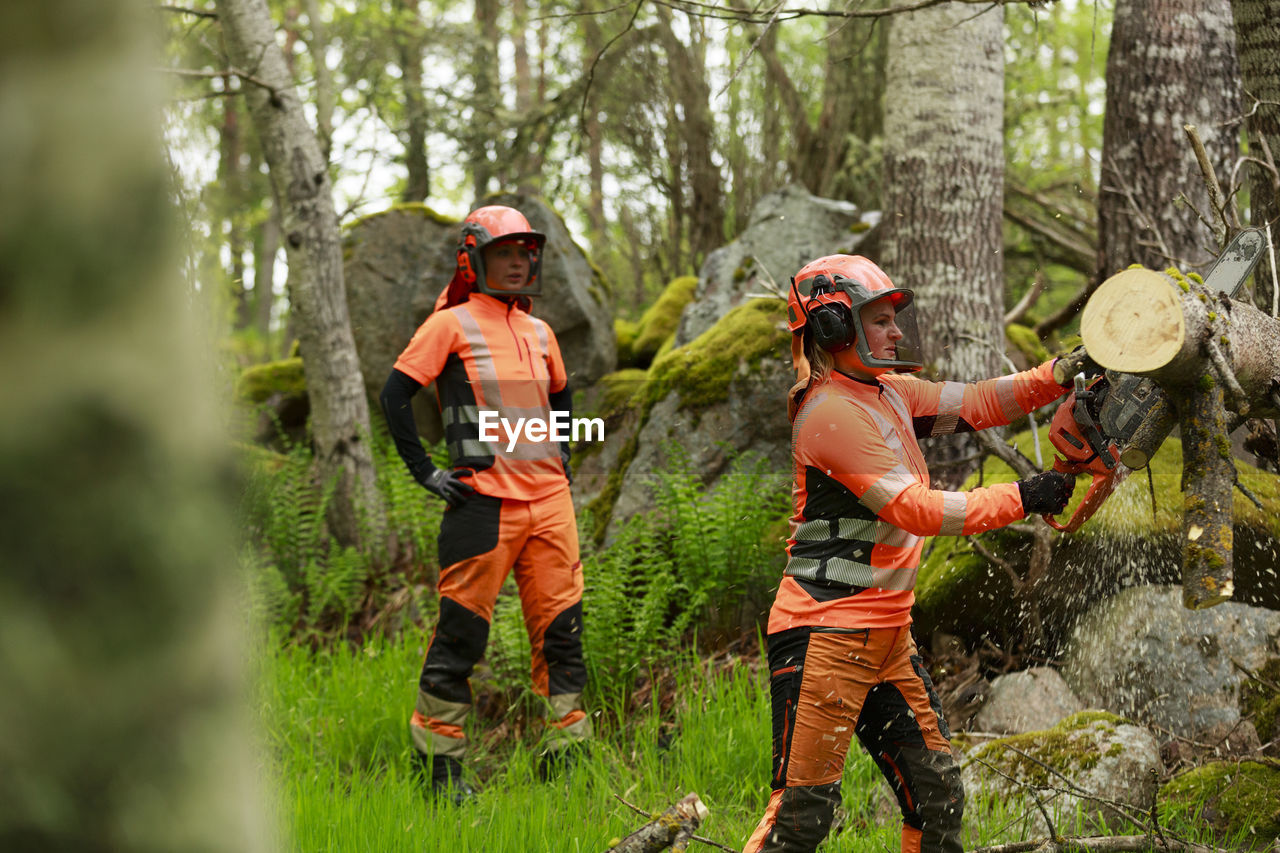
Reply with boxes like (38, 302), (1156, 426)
(341, 204), (457, 407)
(1060, 585), (1280, 738)
(674, 184), (878, 347)
(972, 667), (1085, 735)
(573, 299), (794, 543)
(961, 711), (1161, 835)
(341, 198), (617, 422)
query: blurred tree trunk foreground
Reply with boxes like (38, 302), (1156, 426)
(217, 0), (382, 546)
(0, 1), (264, 849)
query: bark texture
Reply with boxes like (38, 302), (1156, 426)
(1098, 0), (1240, 275)
(881, 2), (1005, 486)
(1181, 380), (1235, 609)
(394, 0), (430, 202)
(0, 1), (262, 848)
(1231, 0), (1280, 313)
(609, 793), (708, 852)
(217, 0), (381, 545)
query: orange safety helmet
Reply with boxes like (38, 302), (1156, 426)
(456, 205), (547, 298)
(788, 254), (922, 375)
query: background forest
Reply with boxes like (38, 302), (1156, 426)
(5, 0), (1280, 851)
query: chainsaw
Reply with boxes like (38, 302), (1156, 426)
(1041, 228), (1267, 533)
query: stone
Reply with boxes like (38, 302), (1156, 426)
(972, 667), (1085, 734)
(961, 711), (1161, 835)
(1061, 585), (1280, 738)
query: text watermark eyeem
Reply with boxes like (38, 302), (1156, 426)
(478, 410), (605, 452)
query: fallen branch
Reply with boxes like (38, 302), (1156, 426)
(972, 837), (1228, 852)
(608, 792), (728, 852)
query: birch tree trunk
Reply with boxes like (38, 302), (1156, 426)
(881, 2), (1005, 487)
(1230, 0), (1280, 314)
(0, 1), (262, 847)
(1097, 0), (1240, 275)
(216, 0), (381, 546)
(394, 0), (430, 202)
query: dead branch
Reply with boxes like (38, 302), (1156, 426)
(609, 792), (729, 852)
(157, 4), (218, 17)
(1003, 204), (1097, 277)
(1006, 271), (1047, 327)
(1183, 124), (1232, 245)
(972, 837), (1228, 852)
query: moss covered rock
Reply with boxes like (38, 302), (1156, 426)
(615, 318), (639, 367)
(235, 357), (306, 404)
(1240, 656), (1280, 743)
(1159, 761), (1280, 841)
(962, 711), (1160, 834)
(630, 275), (697, 367)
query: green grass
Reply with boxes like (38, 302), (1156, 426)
(256, 631), (1255, 851)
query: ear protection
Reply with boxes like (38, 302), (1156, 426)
(456, 234), (479, 285)
(805, 275), (856, 353)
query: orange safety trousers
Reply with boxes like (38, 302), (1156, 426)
(743, 626), (963, 853)
(409, 487), (590, 762)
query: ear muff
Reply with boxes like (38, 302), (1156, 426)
(456, 234), (479, 285)
(808, 301), (855, 352)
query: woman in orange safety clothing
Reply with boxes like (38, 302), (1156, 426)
(743, 255), (1075, 853)
(379, 205), (590, 802)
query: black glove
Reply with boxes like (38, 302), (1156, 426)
(1017, 471), (1075, 515)
(421, 467), (475, 507)
(1052, 346), (1103, 387)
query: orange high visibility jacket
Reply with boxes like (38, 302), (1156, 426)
(393, 292), (569, 502)
(768, 361), (1068, 632)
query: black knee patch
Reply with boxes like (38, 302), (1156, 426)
(438, 492), (501, 568)
(420, 596), (490, 703)
(767, 783), (841, 852)
(543, 602), (587, 695)
(909, 653), (950, 739)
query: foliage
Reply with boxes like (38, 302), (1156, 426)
(239, 426), (443, 641)
(1158, 760), (1280, 840)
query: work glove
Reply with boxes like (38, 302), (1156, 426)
(1052, 346), (1104, 387)
(420, 467), (475, 508)
(1017, 471), (1075, 515)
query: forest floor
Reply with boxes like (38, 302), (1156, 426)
(254, 631), (1264, 852)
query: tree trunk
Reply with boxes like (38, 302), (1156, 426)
(1098, 0), (1240, 276)
(881, 1), (1006, 488)
(1081, 267), (1280, 607)
(0, 1), (261, 848)
(394, 0), (430, 202)
(216, 0), (382, 546)
(1231, 0), (1280, 314)
(581, 3), (607, 243)
(470, 0), (500, 201)
(300, 0), (334, 162)
(219, 88), (251, 330)
(253, 192), (281, 347)
(655, 7), (724, 269)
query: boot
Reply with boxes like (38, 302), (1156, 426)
(414, 752), (475, 806)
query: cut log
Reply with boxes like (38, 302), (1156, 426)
(1081, 268), (1280, 413)
(1081, 267), (1280, 609)
(607, 793), (710, 852)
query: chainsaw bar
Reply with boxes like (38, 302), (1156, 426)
(1201, 227), (1266, 298)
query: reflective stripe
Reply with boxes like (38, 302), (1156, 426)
(452, 306), (502, 405)
(939, 491), (967, 536)
(862, 463), (916, 512)
(876, 520), (918, 550)
(531, 317), (550, 355)
(837, 516), (877, 542)
(872, 564), (919, 591)
(933, 382), (965, 435)
(794, 519), (831, 541)
(784, 555), (919, 591)
(994, 376), (1024, 423)
(825, 558), (876, 587)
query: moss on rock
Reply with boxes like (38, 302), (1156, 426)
(632, 275), (698, 365)
(966, 711), (1129, 788)
(1240, 657), (1280, 743)
(341, 202), (457, 231)
(615, 318), (639, 367)
(1159, 761), (1280, 839)
(235, 357), (306, 404)
(644, 299), (790, 412)
(1005, 323), (1050, 364)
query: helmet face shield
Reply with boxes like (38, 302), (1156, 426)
(850, 293), (923, 372)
